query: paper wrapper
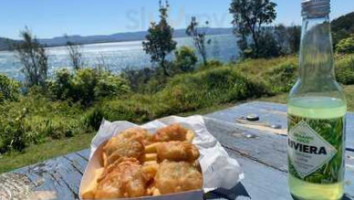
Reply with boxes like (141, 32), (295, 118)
(80, 115), (244, 199)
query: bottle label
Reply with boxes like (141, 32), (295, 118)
(288, 114), (345, 184)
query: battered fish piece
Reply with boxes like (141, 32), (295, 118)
(103, 137), (144, 166)
(142, 162), (159, 183)
(119, 127), (155, 145)
(98, 157), (135, 182)
(95, 158), (148, 198)
(155, 161), (203, 194)
(155, 124), (188, 142)
(156, 141), (200, 162)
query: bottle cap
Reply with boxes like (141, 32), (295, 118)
(302, 0), (330, 18)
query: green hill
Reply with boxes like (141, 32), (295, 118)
(332, 12), (354, 33)
(332, 11), (354, 46)
(0, 37), (18, 51)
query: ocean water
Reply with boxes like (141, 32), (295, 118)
(0, 34), (239, 80)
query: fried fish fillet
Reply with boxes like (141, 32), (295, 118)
(95, 158), (148, 198)
(155, 160), (203, 195)
(142, 162), (159, 183)
(155, 124), (188, 142)
(156, 141), (200, 162)
(119, 127), (155, 145)
(103, 136), (145, 166)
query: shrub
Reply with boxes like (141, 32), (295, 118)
(91, 95), (160, 126)
(40, 117), (82, 139)
(335, 55), (354, 85)
(71, 68), (99, 105)
(84, 107), (105, 131)
(122, 67), (167, 94)
(0, 109), (28, 152)
(49, 68), (131, 106)
(0, 74), (20, 103)
(94, 72), (131, 98)
(266, 63), (298, 93)
(47, 68), (73, 101)
(163, 67), (271, 111)
(83, 66), (271, 128)
(197, 60), (223, 71)
(0, 93), (86, 152)
(174, 46), (198, 73)
(336, 35), (354, 54)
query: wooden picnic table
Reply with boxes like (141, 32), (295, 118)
(0, 102), (353, 200)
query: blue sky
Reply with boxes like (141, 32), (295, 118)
(0, 0), (353, 39)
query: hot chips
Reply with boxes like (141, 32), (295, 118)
(144, 153), (158, 162)
(84, 124), (202, 199)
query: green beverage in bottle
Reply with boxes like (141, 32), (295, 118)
(287, 0), (346, 199)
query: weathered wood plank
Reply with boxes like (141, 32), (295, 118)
(207, 101), (354, 150)
(346, 151), (354, 198)
(346, 114), (354, 151)
(227, 149), (292, 200)
(9, 150), (90, 199)
(63, 152), (89, 175)
(76, 149), (90, 161)
(0, 173), (33, 200)
(15, 160), (78, 200)
(50, 156), (82, 199)
(204, 117), (288, 171)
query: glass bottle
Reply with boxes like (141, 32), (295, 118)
(287, 0), (346, 199)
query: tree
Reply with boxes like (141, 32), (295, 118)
(14, 28), (48, 87)
(336, 35), (354, 54)
(186, 17), (211, 65)
(273, 24), (300, 55)
(174, 46), (198, 72)
(230, 0), (277, 58)
(142, 0), (177, 76)
(287, 25), (301, 54)
(256, 30), (282, 58)
(65, 35), (84, 71)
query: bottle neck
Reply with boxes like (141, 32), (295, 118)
(299, 15), (335, 83)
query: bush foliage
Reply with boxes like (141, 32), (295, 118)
(335, 55), (354, 84)
(48, 68), (130, 106)
(266, 63), (297, 93)
(0, 94), (84, 152)
(1, 54), (354, 153)
(0, 74), (20, 103)
(174, 46), (198, 73)
(336, 35), (354, 54)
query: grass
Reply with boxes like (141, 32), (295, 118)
(260, 85), (354, 111)
(236, 55), (298, 76)
(0, 132), (95, 173)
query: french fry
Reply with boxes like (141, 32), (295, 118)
(81, 190), (95, 199)
(145, 142), (160, 153)
(142, 163), (159, 181)
(186, 130), (195, 142)
(102, 152), (108, 167)
(144, 160), (158, 165)
(144, 153), (157, 162)
(81, 168), (104, 199)
(153, 188), (161, 196)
